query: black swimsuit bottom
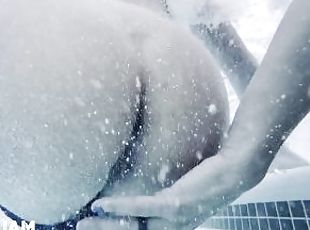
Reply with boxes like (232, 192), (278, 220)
(0, 203), (148, 230)
(1, 81), (149, 230)
(0, 200), (95, 230)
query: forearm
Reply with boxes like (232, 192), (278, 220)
(223, 0), (310, 182)
(169, 0), (310, 196)
(193, 22), (258, 97)
(160, 0), (310, 225)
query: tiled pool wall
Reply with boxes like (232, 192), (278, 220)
(204, 200), (310, 230)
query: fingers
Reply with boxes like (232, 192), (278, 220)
(91, 195), (180, 220)
(77, 217), (139, 230)
(77, 216), (184, 230)
(91, 196), (164, 217)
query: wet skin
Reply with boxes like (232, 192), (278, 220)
(0, 0), (229, 226)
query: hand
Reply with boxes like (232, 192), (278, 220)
(91, 154), (244, 229)
(77, 217), (139, 230)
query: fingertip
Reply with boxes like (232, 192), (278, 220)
(91, 200), (106, 216)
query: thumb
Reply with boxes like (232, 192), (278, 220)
(91, 195), (180, 220)
(77, 217), (138, 230)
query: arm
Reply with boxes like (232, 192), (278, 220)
(192, 22), (258, 97)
